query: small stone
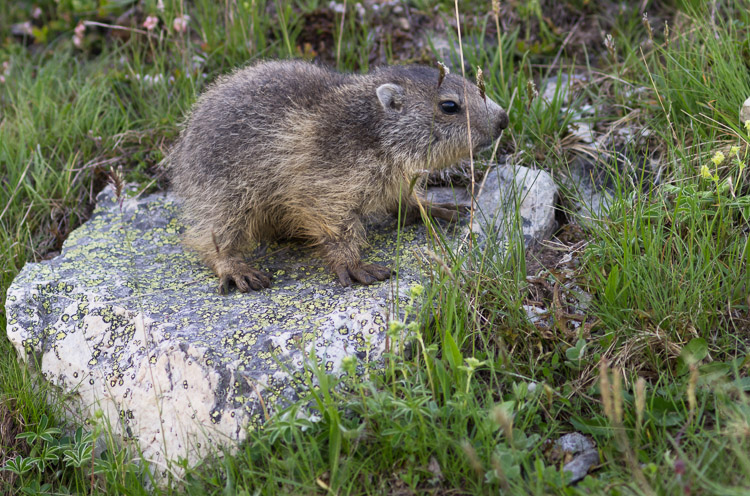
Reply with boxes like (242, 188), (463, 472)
(523, 305), (549, 325)
(563, 156), (615, 225)
(473, 165), (559, 246)
(739, 96), (750, 125)
(541, 73), (570, 104)
(554, 432), (599, 483)
(570, 122), (594, 144)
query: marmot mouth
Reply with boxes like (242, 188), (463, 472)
(473, 139), (494, 153)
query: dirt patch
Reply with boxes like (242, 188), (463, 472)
(295, 3), (442, 68)
(525, 223), (586, 278)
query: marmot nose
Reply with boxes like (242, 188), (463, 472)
(495, 109), (509, 134)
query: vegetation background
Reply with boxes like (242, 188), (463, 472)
(1, 0), (749, 494)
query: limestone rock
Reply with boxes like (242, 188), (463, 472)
(562, 156), (614, 225)
(5, 163), (559, 473)
(472, 165), (559, 246)
(427, 164), (559, 246)
(5, 186), (425, 475)
(740, 96), (750, 125)
(541, 73), (572, 105)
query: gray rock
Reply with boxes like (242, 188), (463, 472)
(541, 73), (571, 105)
(740, 96), (750, 125)
(472, 165), (559, 246)
(556, 431), (594, 453)
(5, 186), (425, 475)
(540, 73), (588, 107)
(555, 432), (599, 483)
(5, 164), (558, 473)
(570, 121), (595, 144)
(562, 156), (614, 224)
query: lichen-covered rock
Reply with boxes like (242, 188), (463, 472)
(5, 186), (426, 474)
(4, 164), (558, 474)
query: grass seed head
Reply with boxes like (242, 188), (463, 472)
(526, 79), (538, 104)
(599, 360), (614, 422)
(635, 377), (646, 431)
(460, 440), (484, 477)
(107, 165), (125, 210)
(492, 404), (514, 446)
(604, 33), (616, 60)
(437, 61), (449, 89)
(642, 13), (653, 41)
(613, 368), (623, 424)
(476, 66), (485, 102)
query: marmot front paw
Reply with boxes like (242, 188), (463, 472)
(218, 264), (272, 294)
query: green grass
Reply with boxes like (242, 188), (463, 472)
(1, 0), (750, 494)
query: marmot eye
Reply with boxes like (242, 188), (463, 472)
(440, 100), (460, 114)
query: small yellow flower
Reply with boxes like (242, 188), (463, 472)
(388, 320), (404, 334)
(341, 355), (357, 375)
(731, 146), (741, 155)
(700, 165), (712, 179)
(711, 151), (725, 166)
(745, 120), (750, 132)
(409, 283), (424, 298)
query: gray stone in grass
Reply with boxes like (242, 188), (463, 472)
(740, 96), (750, 125)
(472, 165), (559, 246)
(541, 73), (572, 105)
(423, 165), (559, 248)
(561, 156), (615, 225)
(5, 164), (558, 474)
(554, 432), (600, 483)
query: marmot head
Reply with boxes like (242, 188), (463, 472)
(372, 65), (509, 170)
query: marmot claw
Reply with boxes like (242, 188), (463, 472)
(218, 267), (271, 294)
(333, 262), (392, 287)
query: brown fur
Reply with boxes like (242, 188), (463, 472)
(168, 60), (509, 292)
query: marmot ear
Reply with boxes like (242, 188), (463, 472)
(376, 83), (404, 113)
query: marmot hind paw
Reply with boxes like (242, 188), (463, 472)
(333, 262), (392, 287)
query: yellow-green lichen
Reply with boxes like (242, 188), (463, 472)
(7, 187), (431, 434)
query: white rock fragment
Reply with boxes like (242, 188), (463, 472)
(473, 165), (559, 245)
(740, 96), (750, 125)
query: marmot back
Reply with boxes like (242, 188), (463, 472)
(168, 60), (509, 292)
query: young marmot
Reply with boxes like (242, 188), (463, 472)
(168, 60), (509, 293)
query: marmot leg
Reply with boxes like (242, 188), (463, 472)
(316, 216), (392, 287)
(400, 195), (469, 225)
(185, 226), (271, 294)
